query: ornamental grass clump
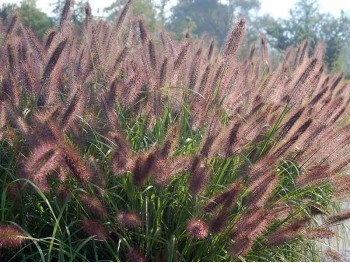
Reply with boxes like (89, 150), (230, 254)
(1, 0), (350, 261)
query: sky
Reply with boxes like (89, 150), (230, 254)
(1, 0), (350, 18)
(259, 0), (350, 18)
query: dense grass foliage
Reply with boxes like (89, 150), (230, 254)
(1, 0), (350, 261)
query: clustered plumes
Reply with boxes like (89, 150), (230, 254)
(1, 0), (350, 260)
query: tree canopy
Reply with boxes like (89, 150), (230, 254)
(262, 0), (350, 71)
(167, 0), (260, 45)
(0, 0), (53, 38)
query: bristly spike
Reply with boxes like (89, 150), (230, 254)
(127, 247), (146, 262)
(84, 2), (92, 29)
(59, 0), (74, 29)
(61, 144), (93, 183)
(303, 228), (335, 239)
(82, 219), (107, 241)
(148, 39), (157, 70)
(24, 27), (45, 62)
(5, 13), (19, 38)
(41, 39), (67, 87)
(159, 124), (179, 159)
(259, 35), (268, 62)
(138, 18), (149, 45)
(186, 219), (209, 240)
(168, 155), (195, 178)
(189, 156), (210, 196)
(0, 224), (26, 249)
(81, 194), (107, 218)
(208, 39), (216, 60)
(114, 0), (132, 32)
(133, 150), (156, 186)
(7, 43), (17, 76)
(116, 211), (143, 229)
(174, 41), (190, 70)
(325, 211), (350, 226)
(324, 248), (343, 262)
(267, 218), (310, 246)
(44, 29), (57, 51)
(159, 57), (168, 88)
(246, 174), (279, 207)
(222, 18), (246, 61)
(229, 237), (253, 258)
(204, 181), (242, 213)
(59, 83), (85, 131)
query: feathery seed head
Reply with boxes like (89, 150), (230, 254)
(81, 194), (107, 218)
(324, 248), (343, 262)
(186, 219), (209, 240)
(127, 247), (146, 262)
(116, 211), (143, 229)
(223, 18), (246, 61)
(303, 228), (335, 239)
(0, 224), (26, 249)
(82, 219), (107, 240)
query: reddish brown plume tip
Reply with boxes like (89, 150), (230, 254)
(325, 248), (343, 262)
(82, 219), (107, 241)
(229, 237), (253, 258)
(325, 211), (350, 226)
(81, 194), (107, 218)
(0, 224), (26, 249)
(186, 219), (209, 240)
(116, 211), (143, 229)
(223, 18), (246, 59)
(303, 228), (335, 239)
(127, 247), (147, 262)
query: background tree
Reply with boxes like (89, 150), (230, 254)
(319, 11), (350, 72)
(167, 0), (227, 43)
(262, 0), (322, 51)
(154, 0), (171, 24)
(343, 46), (350, 77)
(18, 0), (53, 37)
(167, 0), (260, 46)
(0, 3), (17, 23)
(0, 1), (52, 38)
(262, 0), (350, 71)
(226, 0), (260, 20)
